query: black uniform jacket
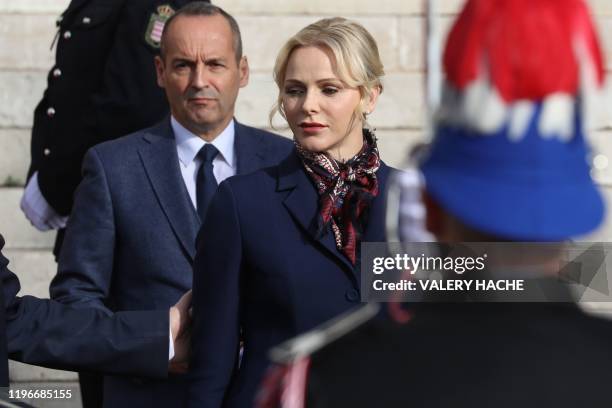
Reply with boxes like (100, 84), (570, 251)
(297, 302), (612, 408)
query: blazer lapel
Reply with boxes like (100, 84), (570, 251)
(234, 121), (266, 175)
(138, 120), (199, 260)
(277, 153), (356, 273)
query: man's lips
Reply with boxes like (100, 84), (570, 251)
(188, 97), (216, 104)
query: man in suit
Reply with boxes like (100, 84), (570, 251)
(49, 2), (293, 408)
(22, 0), (208, 252)
(0, 233), (191, 387)
(21, 2), (206, 406)
(255, 0), (612, 407)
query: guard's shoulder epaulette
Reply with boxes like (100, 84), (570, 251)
(268, 303), (380, 364)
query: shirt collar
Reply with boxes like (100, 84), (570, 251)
(172, 116), (236, 168)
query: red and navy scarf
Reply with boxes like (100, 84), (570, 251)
(296, 129), (380, 265)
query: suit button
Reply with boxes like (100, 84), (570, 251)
(46, 107), (56, 117)
(82, 17), (91, 24)
(43, 148), (51, 156)
(345, 289), (360, 302)
(63, 30), (72, 39)
(52, 68), (62, 78)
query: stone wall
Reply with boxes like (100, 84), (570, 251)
(0, 1), (611, 406)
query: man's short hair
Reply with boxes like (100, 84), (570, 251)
(159, 2), (243, 63)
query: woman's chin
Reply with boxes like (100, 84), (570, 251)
(294, 139), (329, 154)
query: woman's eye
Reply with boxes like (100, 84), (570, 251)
(322, 87), (339, 95)
(284, 88), (304, 96)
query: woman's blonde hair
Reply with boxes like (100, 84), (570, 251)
(270, 17), (385, 128)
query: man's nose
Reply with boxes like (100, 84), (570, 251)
(190, 63), (209, 89)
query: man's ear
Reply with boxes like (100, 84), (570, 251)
(238, 55), (249, 88)
(154, 55), (165, 88)
(423, 190), (445, 239)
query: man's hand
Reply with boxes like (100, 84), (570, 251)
(169, 290), (192, 373)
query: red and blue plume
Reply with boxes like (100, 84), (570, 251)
(437, 0), (604, 141)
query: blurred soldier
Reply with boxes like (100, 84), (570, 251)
(20, 1), (207, 407)
(256, 0), (612, 407)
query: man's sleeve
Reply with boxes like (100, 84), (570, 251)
(49, 147), (115, 313)
(0, 236), (169, 378)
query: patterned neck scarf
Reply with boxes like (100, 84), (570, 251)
(296, 129), (381, 265)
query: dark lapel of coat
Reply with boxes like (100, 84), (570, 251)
(234, 121), (267, 175)
(137, 119), (199, 260)
(277, 152), (356, 274)
(278, 154), (392, 280)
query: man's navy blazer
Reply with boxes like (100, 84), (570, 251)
(49, 119), (292, 407)
(188, 151), (392, 407)
(0, 234), (169, 386)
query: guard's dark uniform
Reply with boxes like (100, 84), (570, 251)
(28, 1), (204, 406)
(29, 0), (203, 216)
(260, 302), (612, 408)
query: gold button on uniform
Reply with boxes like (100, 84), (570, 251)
(46, 107), (56, 117)
(52, 68), (62, 78)
(63, 31), (72, 39)
(43, 148), (51, 156)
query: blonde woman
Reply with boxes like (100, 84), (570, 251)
(189, 17), (390, 407)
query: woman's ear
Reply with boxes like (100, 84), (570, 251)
(363, 85), (381, 115)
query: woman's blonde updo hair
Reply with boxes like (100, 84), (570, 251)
(270, 17), (385, 128)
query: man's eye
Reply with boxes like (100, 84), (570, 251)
(174, 62), (188, 69)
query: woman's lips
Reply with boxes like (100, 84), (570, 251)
(299, 122), (327, 134)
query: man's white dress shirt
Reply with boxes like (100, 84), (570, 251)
(172, 116), (237, 208)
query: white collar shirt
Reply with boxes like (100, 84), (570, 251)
(172, 116), (237, 209)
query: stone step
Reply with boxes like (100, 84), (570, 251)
(9, 361), (77, 383)
(0, 188), (56, 250)
(0, 14), (56, 71)
(2, 249), (56, 297)
(0, 129), (30, 186)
